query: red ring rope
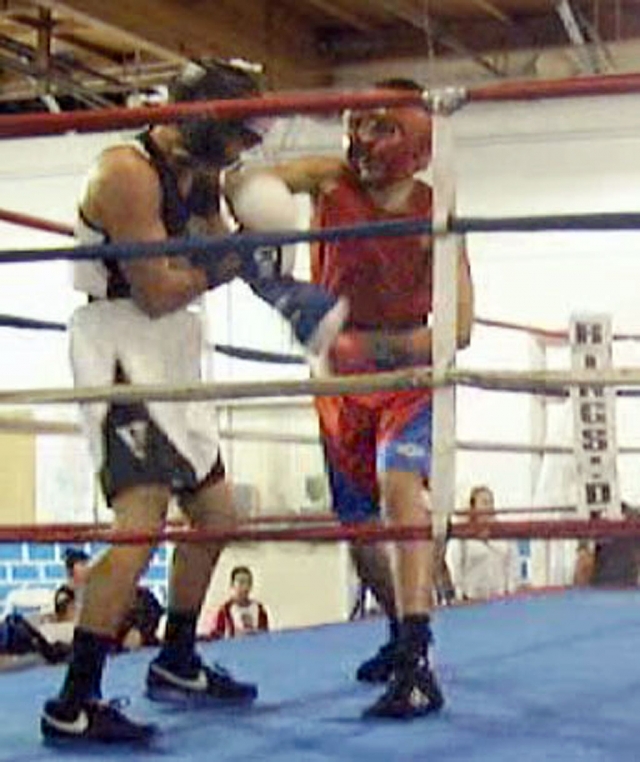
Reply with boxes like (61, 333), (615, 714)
(476, 316), (640, 343)
(0, 90), (424, 140)
(2, 72), (640, 139)
(0, 208), (74, 238)
(0, 516), (633, 544)
(471, 71), (640, 103)
(1, 506), (577, 539)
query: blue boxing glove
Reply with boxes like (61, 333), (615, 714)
(223, 170), (349, 355)
(250, 276), (348, 355)
(191, 243), (348, 356)
(189, 244), (281, 289)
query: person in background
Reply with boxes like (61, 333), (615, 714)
(47, 550), (163, 652)
(447, 486), (520, 600)
(0, 547), (90, 666)
(117, 587), (164, 650)
(37, 548), (92, 642)
(53, 548), (90, 614)
(573, 502), (640, 587)
(206, 566), (269, 639)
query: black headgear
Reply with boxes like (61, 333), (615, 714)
(169, 59), (263, 166)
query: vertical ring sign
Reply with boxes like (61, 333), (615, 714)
(570, 313), (620, 516)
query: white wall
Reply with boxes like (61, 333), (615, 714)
(453, 94), (640, 508)
(199, 541), (352, 633)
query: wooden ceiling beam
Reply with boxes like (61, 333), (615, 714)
(39, 0), (188, 63)
(9, 0), (640, 96)
(51, 31), (136, 65)
(300, 0), (374, 31)
(8, 12), (143, 64)
(358, 0), (507, 76)
(0, 26), (126, 92)
(589, 0), (640, 41)
(466, 0), (512, 24)
(34, 5), (51, 77)
(45, 0), (330, 87)
(320, 11), (568, 63)
(0, 1), (37, 19)
(0, 44), (111, 105)
(361, 0), (426, 30)
(424, 12), (566, 54)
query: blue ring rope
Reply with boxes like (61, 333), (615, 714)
(0, 313), (305, 365)
(2, 211), (640, 264)
(206, 342), (305, 365)
(1, 209), (639, 371)
(0, 314), (66, 331)
(0, 218), (432, 264)
(453, 213), (640, 233)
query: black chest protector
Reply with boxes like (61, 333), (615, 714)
(102, 131), (218, 299)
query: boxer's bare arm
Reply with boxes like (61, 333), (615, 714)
(401, 242), (473, 360)
(83, 148), (234, 317)
(455, 241), (474, 349)
(273, 156), (346, 195)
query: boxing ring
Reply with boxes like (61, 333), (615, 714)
(0, 589), (638, 761)
(1, 71), (640, 760)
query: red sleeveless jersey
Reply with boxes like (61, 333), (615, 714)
(312, 171), (433, 329)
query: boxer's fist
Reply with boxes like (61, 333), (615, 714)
(230, 172), (298, 231)
(230, 172), (297, 276)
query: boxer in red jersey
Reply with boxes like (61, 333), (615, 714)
(262, 79), (474, 719)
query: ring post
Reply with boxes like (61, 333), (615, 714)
(430, 109), (458, 535)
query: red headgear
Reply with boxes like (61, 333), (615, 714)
(346, 105), (432, 188)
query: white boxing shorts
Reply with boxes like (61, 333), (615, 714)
(69, 299), (223, 503)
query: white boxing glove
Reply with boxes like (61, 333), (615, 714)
(229, 172), (298, 276)
(231, 172), (298, 231)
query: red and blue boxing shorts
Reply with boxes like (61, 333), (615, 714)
(315, 389), (432, 523)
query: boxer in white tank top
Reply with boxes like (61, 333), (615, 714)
(43, 60), (272, 745)
(71, 135), (223, 491)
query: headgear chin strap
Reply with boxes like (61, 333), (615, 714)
(168, 58), (265, 167)
(347, 105), (432, 188)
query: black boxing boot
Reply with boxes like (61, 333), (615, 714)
(363, 615), (444, 720)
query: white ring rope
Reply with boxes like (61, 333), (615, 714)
(4, 418), (640, 457)
(0, 367), (444, 406)
(0, 366), (638, 407)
